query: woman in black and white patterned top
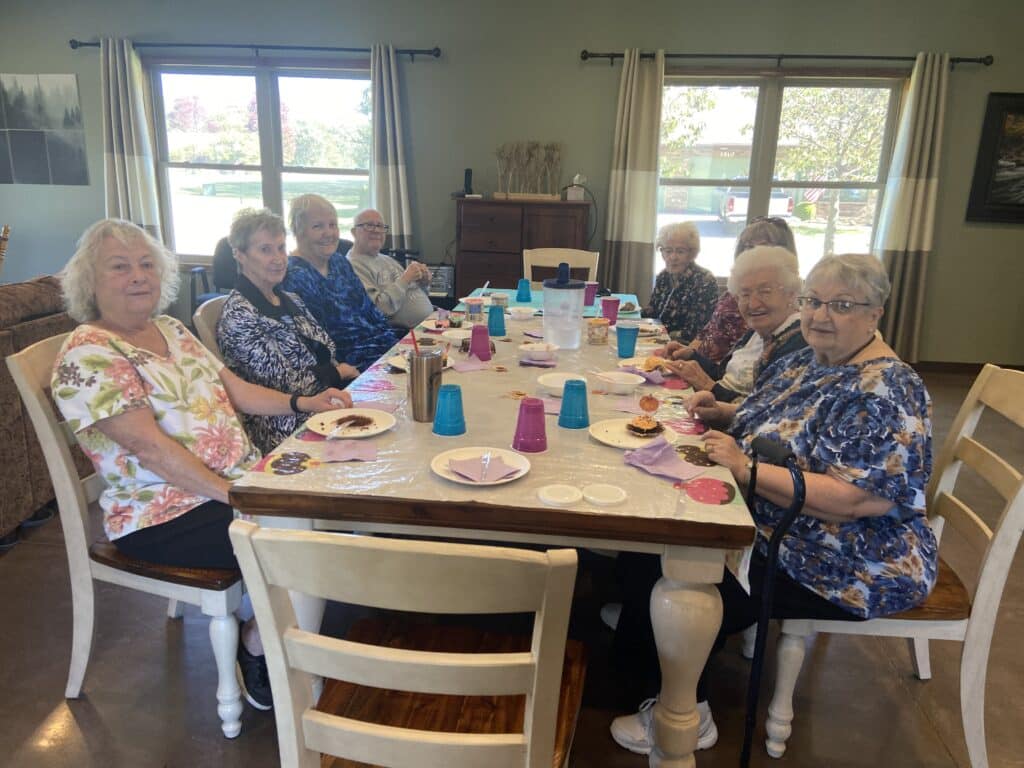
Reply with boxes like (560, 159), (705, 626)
(216, 208), (358, 453)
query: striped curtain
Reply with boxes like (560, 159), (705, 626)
(873, 52), (949, 362)
(100, 39), (162, 239)
(600, 49), (664, 305)
(371, 44), (414, 251)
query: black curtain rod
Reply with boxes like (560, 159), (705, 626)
(69, 39), (441, 61)
(580, 50), (993, 67)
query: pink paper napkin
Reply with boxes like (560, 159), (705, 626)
(353, 401), (398, 413)
(624, 436), (706, 482)
(662, 416), (707, 435)
(662, 378), (688, 390)
(538, 397), (562, 415)
(519, 359), (558, 369)
(348, 378), (397, 392)
(451, 358), (490, 372)
(622, 366), (666, 385)
(323, 441), (378, 462)
(448, 454), (521, 482)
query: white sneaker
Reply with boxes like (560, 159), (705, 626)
(600, 602), (622, 631)
(610, 698), (718, 755)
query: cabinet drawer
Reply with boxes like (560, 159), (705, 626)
(460, 204), (522, 252)
(456, 251), (522, 295)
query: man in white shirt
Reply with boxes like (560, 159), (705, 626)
(346, 208), (433, 328)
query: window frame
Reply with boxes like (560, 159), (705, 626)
(658, 73), (903, 275)
(150, 62), (371, 260)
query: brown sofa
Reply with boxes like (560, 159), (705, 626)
(0, 276), (84, 547)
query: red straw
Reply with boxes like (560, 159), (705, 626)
(409, 328), (420, 354)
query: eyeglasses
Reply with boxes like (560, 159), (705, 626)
(736, 284), (785, 304)
(796, 296), (873, 315)
(354, 222), (390, 232)
(658, 246), (697, 256)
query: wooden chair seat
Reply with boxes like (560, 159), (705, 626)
(317, 618), (587, 768)
(889, 556), (970, 622)
(89, 541), (241, 591)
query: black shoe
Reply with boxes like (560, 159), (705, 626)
(236, 639), (273, 711)
(0, 529), (18, 553)
(20, 504), (56, 529)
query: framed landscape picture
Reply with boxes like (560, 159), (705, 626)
(966, 92), (1024, 223)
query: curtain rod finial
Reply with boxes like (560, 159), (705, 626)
(982, 55), (994, 66)
(580, 50), (590, 61)
(69, 39), (81, 49)
(432, 47), (441, 58)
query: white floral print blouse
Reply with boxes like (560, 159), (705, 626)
(51, 316), (259, 541)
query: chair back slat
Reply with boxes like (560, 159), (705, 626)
(522, 248), (599, 288)
(251, 532), (552, 614)
(977, 366), (1024, 429)
(193, 295), (227, 362)
(283, 628), (535, 696)
(229, 521), (577, 768)
(303, 711), (527, 768)
(955, 436), (1022, 502)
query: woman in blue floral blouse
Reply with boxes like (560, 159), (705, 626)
(610, 254), (937, 756)
(282, 194), (401, 372)
(641, 221), (719, 343)
(217, 209), (359, 454)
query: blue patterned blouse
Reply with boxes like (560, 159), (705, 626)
(283, 253), (401, 372)
(731, 347), (937, 618)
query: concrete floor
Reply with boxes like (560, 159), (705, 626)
(1, 371), (1022, 768)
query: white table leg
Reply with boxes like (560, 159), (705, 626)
(649, 546), (725, 768)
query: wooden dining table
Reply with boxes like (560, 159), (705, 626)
(230, 312), (754, 767)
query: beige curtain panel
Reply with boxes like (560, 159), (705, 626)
(873, 52), (949, 363)
(100, 39), (163, 239)
(600, 49), (664, 305)
(371, 44), (414, 252)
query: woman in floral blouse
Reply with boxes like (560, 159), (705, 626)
(52, 219), (351, 711)
(217, 209), (359, 453)
(283, 194), (401, 372)
(641, 221), (719, 343)
(610, 254), (936, 756)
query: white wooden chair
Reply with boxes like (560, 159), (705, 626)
(7, 334), (245, 738)
(229, 519), (586, 768)
(764, 364), (1024, 766)
(193, 294), (228, 362)
(522, 248), (599, 288)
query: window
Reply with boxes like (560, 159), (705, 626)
(152, 67), (371, 258)
(657, 76), (900, 277)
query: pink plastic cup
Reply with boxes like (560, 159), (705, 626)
(601, 296), (621, 326)
(584, 281), (600, 307)
(512, 397), (548, 453)
(469, 324), (492, 361)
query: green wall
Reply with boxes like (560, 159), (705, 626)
(2, 0), (1022, 363)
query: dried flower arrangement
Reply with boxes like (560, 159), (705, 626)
(494, 141), (562, 199)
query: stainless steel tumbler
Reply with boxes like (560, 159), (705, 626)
(408, 347), (444, 422)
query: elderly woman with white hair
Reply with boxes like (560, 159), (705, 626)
(664, 245), (806, 402)
(641, 221), (719, 342)
(610, 254), (936, 756)
(51, 219), (350, 712)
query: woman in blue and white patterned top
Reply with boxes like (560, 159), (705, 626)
(217, 209), (356, 453)
(610, 253), (937, 756)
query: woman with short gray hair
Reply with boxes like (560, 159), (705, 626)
(641, 221), (718, 342)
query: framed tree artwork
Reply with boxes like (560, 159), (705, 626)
(966, 92), (1024, 223)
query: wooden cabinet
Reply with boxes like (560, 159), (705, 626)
(455, 199), (589, 293)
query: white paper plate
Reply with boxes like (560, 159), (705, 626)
(537, 372), (587, 397)
(582, 483), (627, 506)
(430, 446), (531, 487)
(590, 371), (645, 394)
(419, 318), (451, 332)
(441, 329), (473, 343)
(588, 418), (678, 449)
(305, 408), (397, 439)
(617, 356), (669, 372)
(386, 354), (453, 372)
(538, 484), (583, 506)
(458, 295), (493, 306)
(610, 319), (662, 336)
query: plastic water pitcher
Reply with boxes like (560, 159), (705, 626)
(542, 262), (585, 349)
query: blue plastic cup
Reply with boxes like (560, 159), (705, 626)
(558, 379), (590, 429)
(487, 304), (506, 337)
(616, 322), (640, 358)
(432, 384), (466, 436)
(516, 278), (532, 303)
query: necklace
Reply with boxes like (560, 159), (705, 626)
(832, 333), (876, 367)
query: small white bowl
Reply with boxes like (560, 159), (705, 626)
(519, 342), (559, 361)
(508, 307), (534, 321)
(537, 372), (586, 397)
(591, 371), (645, 395)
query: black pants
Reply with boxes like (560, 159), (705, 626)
(611, 550), (863, 704)
(113, 501), (238, 570)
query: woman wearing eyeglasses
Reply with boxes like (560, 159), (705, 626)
(283, 195), (401, 372)
(662, 245), (806, 402)
(610, 253), (936, 756)
(641, 222), (719, 343)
